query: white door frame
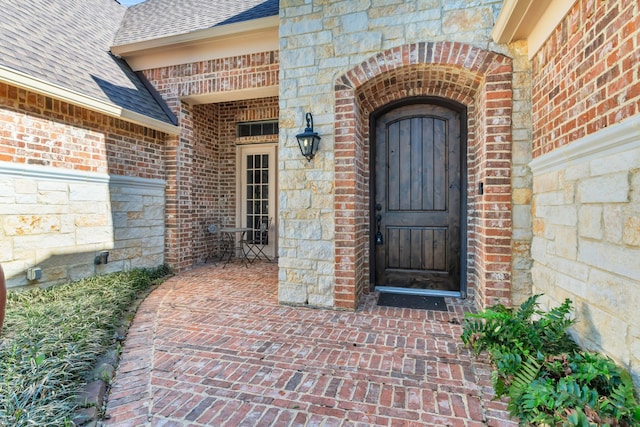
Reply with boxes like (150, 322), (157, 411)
(236, 143), (278, 259)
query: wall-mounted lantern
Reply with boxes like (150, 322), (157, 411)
(295, 112), (321, 161)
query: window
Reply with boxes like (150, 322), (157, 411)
(237, 120), (279, 137)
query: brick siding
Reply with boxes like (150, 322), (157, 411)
(0, 83), (165, 178)
(532, 0), (640, 158)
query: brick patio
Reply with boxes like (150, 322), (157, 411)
(102, 261), (517, 426)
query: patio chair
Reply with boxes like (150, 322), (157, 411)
(242, 218), (272, 262)
(205, 224), (220, 262)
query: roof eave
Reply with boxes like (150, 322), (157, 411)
(0, 66), (179, 135)
(492, 0), (577, 59)
(111, 15), (279, 57)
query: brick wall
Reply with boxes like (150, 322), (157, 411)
(532, 0), (639, 158)
(530, 0), (640, 385)
(0, 83), (165, 177)
(142, 51), (279, 271)
(189, 98), (279, 265)
(333, 42), (514, 309)
(0, 82), (167, 288)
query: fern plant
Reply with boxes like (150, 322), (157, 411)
(462, 295), (640, 427)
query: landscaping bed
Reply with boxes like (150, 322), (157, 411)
(462, 295), (640, 426)
(0, 266), (170, 426)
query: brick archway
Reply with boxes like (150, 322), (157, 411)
(333, 42), (513, 310)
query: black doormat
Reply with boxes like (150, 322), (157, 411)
(377, 293), (448, 311)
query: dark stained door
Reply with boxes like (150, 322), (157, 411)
(374, 103), (462, 292)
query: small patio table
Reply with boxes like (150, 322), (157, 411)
(219, 227), (252, 268)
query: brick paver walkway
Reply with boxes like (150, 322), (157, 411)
(102, 262), (517, 426)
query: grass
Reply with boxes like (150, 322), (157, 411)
(0, 265), (171, 426)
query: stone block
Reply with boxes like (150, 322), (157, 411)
(3, 214), (61, 236)
(68, 264), (96, 281)
(15, 179), (37, 194)
(282, 220), (322, 240)
(308, 293), (334, 308)
(540, 205), (577, 226)
(37, 190), (68, 205)
(530, 236), (547, 261)
(111, 200), (144, 213)
(554, 270), (586, 298)
(562, 162), (589, 181)
(278, 283), (308, 305)
(283, 190), (311, 209)
(574, 304), (630, 366)
(512, 204), (531, 229)
(442, 7), (493, 33)
(69, 183), (108, 202)
(578, 205), (603, 239)
(623, 215), (640, 246)
(512, 188), (531, 205)
(143, 205), (165, 221)
(75, 214), (109, 228)
(587, 269), (639, 324)
(14, 233), (75, 253)
(338, 12), (368, 33)
(533, 171), (559, 193)
(546, 254), (590, 282)
(334, 32), (382, 56)
(603, 205), (623, 244)
(15, 193), (38, 204)
(534, 191), (566, 206)
(298, 240), (334, 261)
(578, 239), (640, 281)
(69, 201), (106, 215)
(76, 227), (114, 245)
(578, 172), (629, 204)
(590, 148), (640, 176)
(38, 180), (68, 191)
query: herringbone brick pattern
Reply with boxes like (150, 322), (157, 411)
(102, 262), (517, 426)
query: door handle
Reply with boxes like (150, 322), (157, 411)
(375, 214), (383, 245)
(375, 203), (382, 211)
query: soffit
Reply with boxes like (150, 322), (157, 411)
(492, 0), (577, 59)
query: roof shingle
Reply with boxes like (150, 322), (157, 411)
(0, 0), (175, 125)
(113, 0), (279, 46)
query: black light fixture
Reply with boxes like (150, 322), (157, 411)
(295, 112), (321, 161)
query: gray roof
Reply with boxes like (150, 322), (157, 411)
(0, 0), (175, 126)
(114, 0), (279, 46)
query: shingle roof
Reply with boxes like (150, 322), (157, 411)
(0, 0), (175, 126)
(114, 0), (279, 46)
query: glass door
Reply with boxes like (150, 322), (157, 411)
(238, 144), (277, 260)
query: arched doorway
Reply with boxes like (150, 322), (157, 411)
(371, 100), (466, 297)
(332, 42), (514, 310)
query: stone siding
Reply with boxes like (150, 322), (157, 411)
(279, 0), (530, 309)
(0, 83), (168, 288)
(530, 0), (640, 385)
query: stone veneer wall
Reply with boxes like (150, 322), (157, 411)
(530, 0), (640, 385)
(142, 51), (279, 271)
(279, 0), (532, 309)
(0, 82), (167, 288)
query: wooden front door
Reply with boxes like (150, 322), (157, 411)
(374, 103), (462, 292)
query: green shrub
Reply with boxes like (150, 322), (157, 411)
(462, 294), (640, 426)
(0, 266), (170, 426)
